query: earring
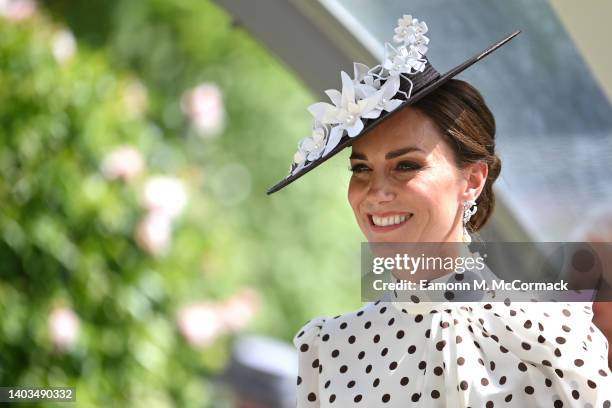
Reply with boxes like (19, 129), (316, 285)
(462, 199), (477, 243)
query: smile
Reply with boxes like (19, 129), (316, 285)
(367, 212), (413, 232)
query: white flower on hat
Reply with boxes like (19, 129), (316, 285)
(291, 123), (328, 174)
(351, 62), (381, 99)
(383, 43), (427, 77)
(368, 75), (404, 118)
(393, 14), (429, 55)
(308, 71), (384, 157)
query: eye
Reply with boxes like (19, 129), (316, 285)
(396, 161), (421, 171)
(349, 163), (370, 173)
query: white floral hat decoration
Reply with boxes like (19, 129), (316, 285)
(267, 14), (520, 195)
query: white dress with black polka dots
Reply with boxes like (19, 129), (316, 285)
(293, 262), (612, 407)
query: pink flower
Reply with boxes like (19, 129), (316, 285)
(176, 303), (225, 347)
(0, 0), (37, 22)
(52, 29), (76, 64)
(135, 211), (172, 256)
(48, 307), (80, 351)
(143, 176), (187, 220)
(101, 145), (145, 181)
(219, 287), (260, 331)
(181, 83), (225, 137)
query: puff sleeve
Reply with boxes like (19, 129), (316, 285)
(292, 316), (327, 407)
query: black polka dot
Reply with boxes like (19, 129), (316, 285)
(396, 330), (404, 339)
(300, 344), (309, 352)
(505, 394), (513, 402)
(460, 381), (468, 390)
(408, 345), (416, 354)
(400, 376), (409, 386)
(307, 392), (316, 401)
(382, 394), (390, 403)
(297, 376), (302, 385)
(354, 394), (362, 402)
(431, 390), (440, 399)
(411, 393), (420, 402)
(436, 340), (446, 351)
(524, 386), (534, 395)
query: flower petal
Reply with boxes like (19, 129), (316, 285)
(353, 62), (370, 81)
(384, 99), (403, 112)
(347, 119), (364, 138)
(340, 71), (355, 106)
(324, 89), (342, 107)
(362, 108), (382, 119)
(307, 102), (335, 123)
(322, 126), (344, 157)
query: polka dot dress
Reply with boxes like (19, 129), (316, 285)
(293, 264), (612, 406)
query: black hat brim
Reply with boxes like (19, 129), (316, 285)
(267, 30), (521, 195)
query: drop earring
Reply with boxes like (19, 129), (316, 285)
(462, 199), (477, 243)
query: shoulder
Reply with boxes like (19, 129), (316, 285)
(292, 302), (380, 349)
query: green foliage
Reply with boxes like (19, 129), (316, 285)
(0, 1), (363, 406)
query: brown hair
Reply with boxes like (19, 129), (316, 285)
(412, 79), (501, 233)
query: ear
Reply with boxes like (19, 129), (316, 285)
(461, 161), (488, 202)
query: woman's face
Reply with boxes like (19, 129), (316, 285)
(347, 107), (486, 243)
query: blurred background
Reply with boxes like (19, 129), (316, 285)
(0, 0), (611, 406)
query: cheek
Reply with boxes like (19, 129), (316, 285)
(347, 179), (364, 216)
(404, 168), (461, 220)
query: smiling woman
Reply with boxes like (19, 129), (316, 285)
(269, 12), (612, 408)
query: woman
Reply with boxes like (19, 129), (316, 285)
(267, 14), (612, 407)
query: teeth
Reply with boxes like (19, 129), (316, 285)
(372, 214), (408, 227)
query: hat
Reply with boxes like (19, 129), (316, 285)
(266, 14), (520, 195)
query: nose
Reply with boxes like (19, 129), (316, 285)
(367, 171), (396, 204)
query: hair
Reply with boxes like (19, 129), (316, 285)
(412, 79), (501, 233)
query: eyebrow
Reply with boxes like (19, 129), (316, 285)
(349, 146), (424, 160)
